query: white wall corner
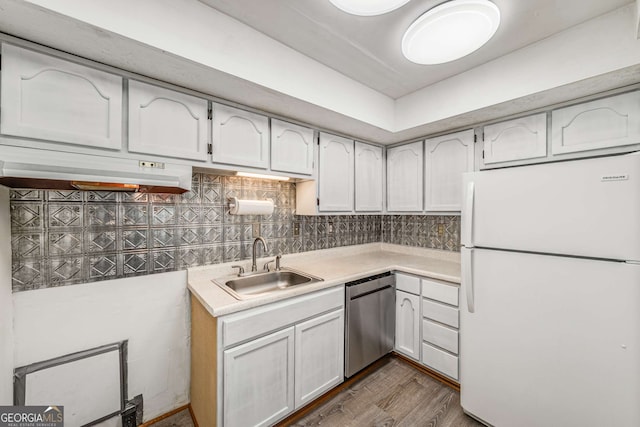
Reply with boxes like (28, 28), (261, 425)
(0, 186), (14, 405)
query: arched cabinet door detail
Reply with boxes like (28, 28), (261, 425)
(211, 102), (269, 169)
(395, 290), (420, 361)
(483, 113), (547, 165)
(552, 91), (640, 155)
(271, 119), (314, 175)
(318, 133), (354, 212)
(425, 129), (475, 212)
(387, 141), (423, 212)
(128, 80), (209, 161)
(1, 43), (123, 150)
(355, 142), (383, 212)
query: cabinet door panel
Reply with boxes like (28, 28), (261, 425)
(355, 142), (383, 212)
(387, 141), (423, 212)
(1, 44), (122, 150)
(271, 119), (314, 175)
(295, 310), (344, 408)
(483, 113), (547, 165)
(552, 91), (640, 155)
(318, 133), (354, 212)
(224, 327), (294, 427)
(211, 103), (269, 168)
(128, 80), (208, 160)
(395, 290), (420, 360)
(425, 129), (474, 212)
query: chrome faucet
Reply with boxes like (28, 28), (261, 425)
(252, 237), (268, 272)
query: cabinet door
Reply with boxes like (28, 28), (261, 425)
(483, 113), (547, 165)
(128, 80), (208, 161)
(224, 327), (294, 427)
(552, 91), (640, 155)
(425, 130), (474, 211)
(294, 310), (344, 408)
(395, 290), (420, 360)
(1, 44), (122, 150)
(387, 141), (423, 212)
(211, 102), (269, 168)
(271, 119), (314, 175)
(355, 142), (383, 212)
(318, 133), (354, 212)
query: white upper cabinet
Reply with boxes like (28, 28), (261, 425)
(318, 133), (354, 212)
(270, 119), (314, 175)
(355, 142), (383, 212)
(211, 102), (269, 168)
(1, 44), (123, 150)
(128, 80), (209, 161)
(552, 91), (640, 155)
(424, 129), (474, 212)
(387, 141), (423, 212)
(483, 113), (547, 165)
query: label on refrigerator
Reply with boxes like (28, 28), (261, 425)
(601, 174), (629, 182)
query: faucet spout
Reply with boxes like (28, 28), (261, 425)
(252, 237), (268, 272)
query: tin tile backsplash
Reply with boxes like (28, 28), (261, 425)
(9, 173), (460, 291)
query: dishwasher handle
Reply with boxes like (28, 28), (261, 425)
(349, 284), (393, 301)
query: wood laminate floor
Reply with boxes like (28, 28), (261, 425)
(156, 356), (482, 427)
(289, 356), (482, 427)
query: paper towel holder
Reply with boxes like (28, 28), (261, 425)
(228, 197), (275, 215)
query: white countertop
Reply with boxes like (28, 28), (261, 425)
(188, 243), (461, 317)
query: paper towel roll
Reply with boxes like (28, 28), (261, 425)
(229, 197), (275, 215)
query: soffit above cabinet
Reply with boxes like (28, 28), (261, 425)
(2, 0), (639, 145)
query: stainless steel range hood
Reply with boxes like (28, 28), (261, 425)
(0, 145), (192, 193)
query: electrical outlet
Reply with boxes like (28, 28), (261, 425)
(253, 223), (260, 238)
(293, 222), (300, 237)
(328, 222), (334, 234)
(437, 224), (445, 235)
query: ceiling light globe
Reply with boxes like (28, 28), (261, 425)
(402, 0), (500, 65)
(329, 0), (411, 16)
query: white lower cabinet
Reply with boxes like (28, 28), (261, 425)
(192, 286), (345, 427)
(294, 310), (345, 408)
(224, 327), (295, 427)
(395, 289), (420, 360)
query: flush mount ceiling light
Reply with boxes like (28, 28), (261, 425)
(402, 0), (500, 65)
(329, 0), (410, 16)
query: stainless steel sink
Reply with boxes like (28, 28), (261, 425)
(213, 268), (323, 299)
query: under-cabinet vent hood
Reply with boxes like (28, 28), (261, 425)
(0, 145), (192, 193)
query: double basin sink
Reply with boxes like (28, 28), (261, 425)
(213, 268), (323, 300)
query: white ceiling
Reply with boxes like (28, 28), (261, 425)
(197, 0), (633, 98)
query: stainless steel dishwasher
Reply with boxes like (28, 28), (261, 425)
(344, 272), (395, 377)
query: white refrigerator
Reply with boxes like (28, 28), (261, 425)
(460, 152), (640, 426)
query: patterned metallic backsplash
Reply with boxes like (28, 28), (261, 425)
(9, 173), (460, 292)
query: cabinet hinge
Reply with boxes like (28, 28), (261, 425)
(207, 106), (212, 120)
(482, 132), (485, 141)
(207, 143), (213, 155)
(474, 134), (477, 143)
(482, 150), (485, 159)
(317, 198), (320, 206)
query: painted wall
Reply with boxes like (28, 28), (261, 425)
(395, 4), (640, 131)
(12, 270), (190, 421)
(0, 187), (14, 404)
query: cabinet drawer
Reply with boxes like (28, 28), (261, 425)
(395, 273), (420, 295)
(422, 342), (459, 380)
(422, 319), (458, 354)
(421, 279), (459, 306)
(422, 299), (459, 328)
(222, 286), (344, 348)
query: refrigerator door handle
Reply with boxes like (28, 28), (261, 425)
(463, 248), (475, 313)
(462, 180), (475, 247)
